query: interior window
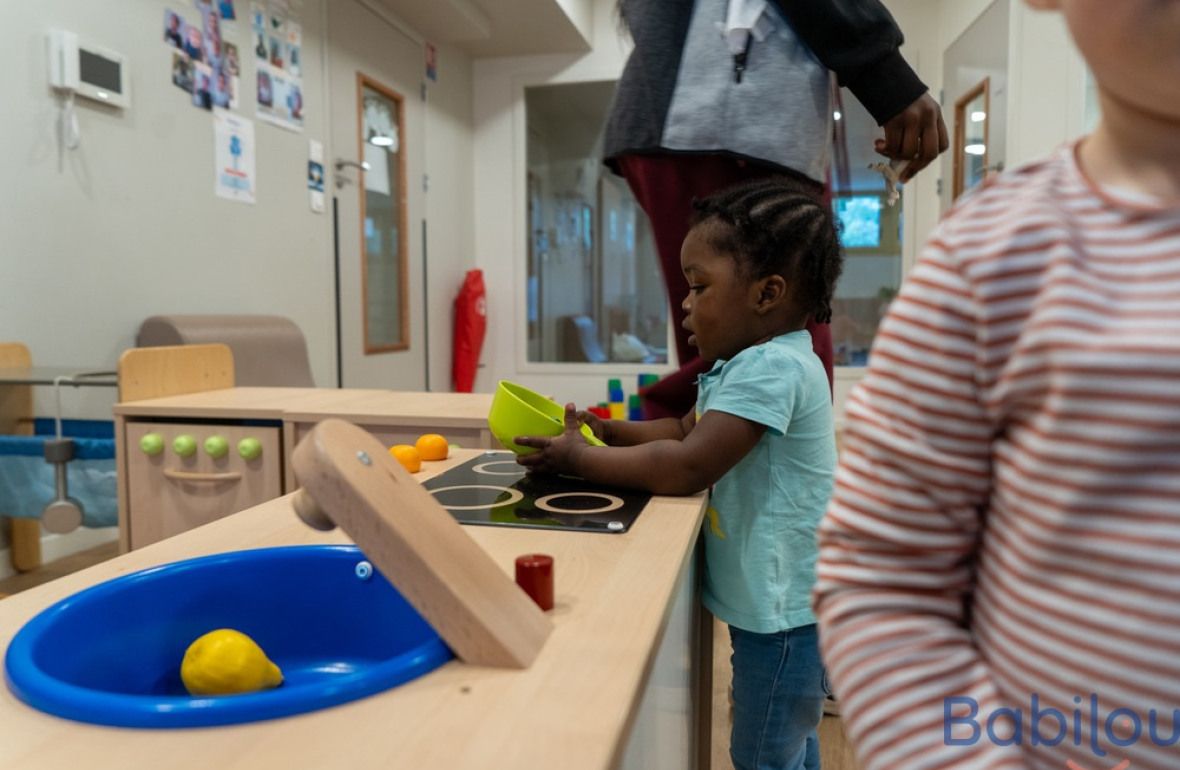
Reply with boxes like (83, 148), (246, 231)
(829, 92), (903, 368)
(524, 81), (668, 365)
(359, 76), (407, 353)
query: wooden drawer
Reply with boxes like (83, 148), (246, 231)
(125, 422), (282, 549)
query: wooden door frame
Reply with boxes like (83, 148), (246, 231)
(356, 72), (410, 354)
(953, 76), (990, 201)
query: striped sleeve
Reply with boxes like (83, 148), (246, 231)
(813, 236), (1026, 769)
(817, 144), (1180, 769)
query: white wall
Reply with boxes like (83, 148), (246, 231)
(1, 0), (334, 419)
(553, 0), (596, 43)
(422, 39), (477, 392)
(882, 0), (940, 274)
(1004, 2), (1086, 165)
(0, 0), (476, 405)
(0, 0), (475, 563)
(939, 0), (1000, 45)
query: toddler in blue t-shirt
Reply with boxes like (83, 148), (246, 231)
(516, 177), (842, 770)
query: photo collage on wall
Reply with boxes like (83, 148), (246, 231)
(251, 2), (304, 132)
(164, 1), (240, 111)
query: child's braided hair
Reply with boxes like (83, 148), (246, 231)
(690, 177), (844, 324)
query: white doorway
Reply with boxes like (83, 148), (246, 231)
(328, 0), (426, 389)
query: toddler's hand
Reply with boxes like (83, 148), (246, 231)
(515, 403), (589, 476)
(576, 408), (609, 444)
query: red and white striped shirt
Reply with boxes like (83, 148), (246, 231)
(815, 142), (1180, 770)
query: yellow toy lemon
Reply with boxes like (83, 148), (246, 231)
(180, 628), (284, 696)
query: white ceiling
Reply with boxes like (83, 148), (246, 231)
(527, 80), (616, 159)
(377, 0), (592, 57)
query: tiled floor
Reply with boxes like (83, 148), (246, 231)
(2, 546), (859, 769)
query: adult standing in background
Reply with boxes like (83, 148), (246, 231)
(605, 0), (947, 417)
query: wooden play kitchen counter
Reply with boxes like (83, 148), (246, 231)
(114, 388), (497, 550)
(0, 449), (710, 769)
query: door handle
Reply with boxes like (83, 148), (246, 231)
(334, 159), (370, 189)
(162, 469), (243, 484)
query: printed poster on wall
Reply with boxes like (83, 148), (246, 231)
(165, 4), (240, 112)
(213, 108), (256, 203)
(308, 139), (324, 213)
(252, 1), (304, 132)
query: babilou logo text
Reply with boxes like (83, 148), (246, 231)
(944, 694), (1179, 758)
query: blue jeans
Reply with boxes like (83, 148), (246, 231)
(729, 623), (829, 770)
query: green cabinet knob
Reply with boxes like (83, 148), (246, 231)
(204, 435), (229, 459)
(238, 437), (263, 461)
(139, 433), (165, 456)
(172, 434), (198, 457)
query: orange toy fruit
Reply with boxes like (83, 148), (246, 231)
(415, 433), (449, 461)
(388, 444), (422, 473)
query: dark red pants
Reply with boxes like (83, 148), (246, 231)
(616, 154), (834, 417)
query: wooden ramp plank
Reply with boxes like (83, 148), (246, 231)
(291, 419), (552, 669)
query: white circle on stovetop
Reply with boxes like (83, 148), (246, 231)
(428, 485), (524, 510)
(534, 492), (624, 515)
(471, 460), (525, 476)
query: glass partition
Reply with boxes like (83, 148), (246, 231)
(830, 192), (902, 367)
(359, 75), (407, 353)
(828, 92), (904, 368)
(525, 81), (668, 365)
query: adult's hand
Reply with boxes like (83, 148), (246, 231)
(875, 92), (948, 182)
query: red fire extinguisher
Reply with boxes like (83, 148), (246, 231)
(452, 269), (487, 392)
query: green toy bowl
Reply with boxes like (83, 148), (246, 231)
(488, 380), (607, 455)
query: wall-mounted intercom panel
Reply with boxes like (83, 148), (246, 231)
(47, 29), (130, 109)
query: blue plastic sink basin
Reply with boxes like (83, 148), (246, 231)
(5, 545), (452, 728)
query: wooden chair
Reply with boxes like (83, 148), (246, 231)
(0, 343), (41, 573)
(117, 343), (234, 402)
(0, 342), (32, 435)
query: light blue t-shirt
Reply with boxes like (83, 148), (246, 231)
(696, 330), (836, 633)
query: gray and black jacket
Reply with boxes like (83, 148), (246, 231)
(604, 0), (929, 183)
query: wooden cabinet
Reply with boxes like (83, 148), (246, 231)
(0, 450), (710, 770)
(116, 388), (499, 550)
(124, 422), (282, 549)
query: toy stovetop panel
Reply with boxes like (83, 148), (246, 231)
(422, 451), (650, 533)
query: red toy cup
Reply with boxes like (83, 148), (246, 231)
(515, 554), (554, 611)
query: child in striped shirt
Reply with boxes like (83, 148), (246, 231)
(814, 2), (1180, 769)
